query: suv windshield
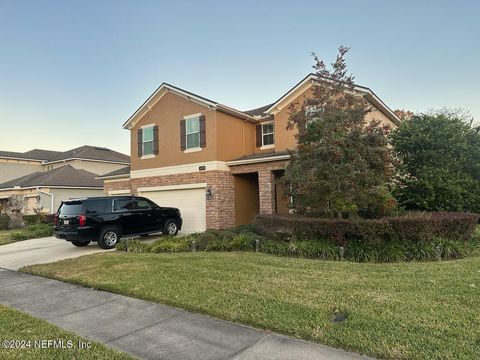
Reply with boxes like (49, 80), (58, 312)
(58, 201), (83, 215)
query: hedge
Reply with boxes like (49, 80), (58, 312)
(253, 212), (480, 246)
(23, 214), (55, 226)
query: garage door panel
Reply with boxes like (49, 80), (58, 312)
(141, 188), (206, 233)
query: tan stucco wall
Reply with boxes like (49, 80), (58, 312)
(130, 92), (218, 171)
(0, 159), (43, 183)
(49, 160), (127, 175)
(216, 111), (256, 161)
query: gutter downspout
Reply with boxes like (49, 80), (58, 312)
(36, 188), (54, 214)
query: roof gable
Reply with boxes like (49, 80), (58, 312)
(264, 74), (400, 125)
(123, 83), (255, 130)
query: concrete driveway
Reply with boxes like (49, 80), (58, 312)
(0, 236), (110, 270)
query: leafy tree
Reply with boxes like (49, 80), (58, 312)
(283, 47), (398, 218)
(391, 110), (480, 212)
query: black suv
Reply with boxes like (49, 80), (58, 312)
(54, 196), (182, 249)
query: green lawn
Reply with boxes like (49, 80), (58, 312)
(0, 230), (17, 246)
(22, 252), (480, 360)
(0, 305), (132, 360)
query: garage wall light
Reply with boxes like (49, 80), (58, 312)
(206, 188), (213, 200)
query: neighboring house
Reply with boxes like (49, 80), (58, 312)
(101, 74), (400, 232)
(0, 146), (130, 214)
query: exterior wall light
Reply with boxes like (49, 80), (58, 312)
(206, 188), (213, 200)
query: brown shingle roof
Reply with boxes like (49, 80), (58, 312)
(0, 165), (103, 189)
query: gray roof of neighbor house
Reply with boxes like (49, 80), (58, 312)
(243, 103), (275, 117)
(97, 166), (131, 179)
(0, 145), (129, 164)
(0, 150), (62, 162)
(0, 165), (103, 189)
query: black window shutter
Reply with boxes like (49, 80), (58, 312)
(256, 124), (262, 147)
(137, 128), (143, 157)
(180, 120), (186, 150)
(199, 115), (206, 148)
(153, 125), (159, 154)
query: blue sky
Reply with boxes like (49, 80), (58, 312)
(1, 0), (479, 154)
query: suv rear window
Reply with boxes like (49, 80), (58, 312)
(86, 199), (108, 214)
(58, 201), (83, 215)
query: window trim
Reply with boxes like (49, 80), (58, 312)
(141, 125), (155, 157)
(261, 121), (275, 148)
(185, 116), (201, 150)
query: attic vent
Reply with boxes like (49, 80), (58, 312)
(93, 147), (109, 151)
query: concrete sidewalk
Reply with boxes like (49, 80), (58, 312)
(0, 269), (370, 360)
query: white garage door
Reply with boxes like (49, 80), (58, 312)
(140, 186), (206, 233)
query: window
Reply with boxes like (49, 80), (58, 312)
(113, 199), (136, 212)
(58, 201), (83, 215)
(142, 126), (154, 155)
(85, 199), (108, 214)
(136, 199), (153, 210)
(262, 122), (274, 146)
(186, 117), (200, 149)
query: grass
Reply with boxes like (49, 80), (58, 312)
(0, 305), (133, 360)
(22, 252), (480, 360)
(0, 230), (18, 246)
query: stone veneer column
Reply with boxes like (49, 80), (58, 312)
(258, 170), (276, 215)
(206, 171), (235, 229)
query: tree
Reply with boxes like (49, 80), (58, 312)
(391, 110), (480, 212)
(283, 47), (398, 218)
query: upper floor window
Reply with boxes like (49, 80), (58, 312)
(262, 122), (275, 146)
(186, 117), (200, 149)
(181, 114), (206, 152)
(142, 126), (154, 155)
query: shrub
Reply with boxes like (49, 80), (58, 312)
(23, 213), (55, 226)
(217, 230), (236, 242)
(294, 239), (340, 260)
(122, 239), (152, 253)
(229, 233), (255, 251)
(23, 214), (41, 225)
(254, 213), (480, 246)
(205, 238), (232, 252)
(0, 214), (9, 230)
(205, 229), (220, 237)
(10, 224), (53, 241)
(406, 241), (437, 261)
(377, 240), (406, 262)
(260, 240), (290, 256)
(433, 237), (466, 260)
(226, 224), (257, 234)
(344, 240), (380, 263)
(195, 232), (217, 250)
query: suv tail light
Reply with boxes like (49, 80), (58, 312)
(79, 215), (86, 227)
(54, 214), (59, 226)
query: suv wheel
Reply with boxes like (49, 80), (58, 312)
(72, 241), (90, 247)
(163, 219), (179, 236)
(98, 226), (121, 249)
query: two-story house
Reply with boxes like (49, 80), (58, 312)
(0, 145), (129, 214)
(100, 74), (399, 233)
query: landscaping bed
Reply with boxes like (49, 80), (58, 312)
(22, 251), (480, 360)
(0, 304), (132, 359)
(116, 218), (480, 262)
